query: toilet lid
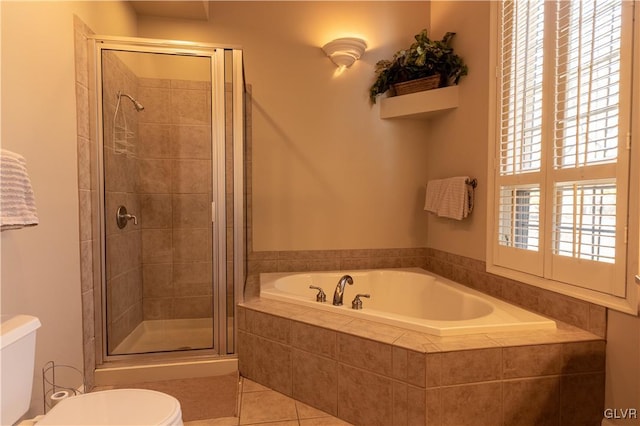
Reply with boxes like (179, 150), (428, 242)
(37, 389), (183, 426)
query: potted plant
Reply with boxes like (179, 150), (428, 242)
(369, 29), (468, 103)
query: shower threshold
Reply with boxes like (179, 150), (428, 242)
(112, 318), (213, 355)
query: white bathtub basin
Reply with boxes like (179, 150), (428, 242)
(260, 268), (555, 336)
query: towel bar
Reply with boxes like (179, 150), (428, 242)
(465, 178), (477, 188)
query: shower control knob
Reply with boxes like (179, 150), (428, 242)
(116, 205), (138, 229)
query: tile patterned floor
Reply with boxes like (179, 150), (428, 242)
(185, 377), (353, 426)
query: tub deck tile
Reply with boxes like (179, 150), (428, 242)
(241, 266), (606, 426)
(439, 382), (503, 426)
(239, 299), (309, 319)
(337, 363), (394, 426)
(502, 344), (564, 379)
(429, 334), (502, 352)
(487, 320), (602, 347)
(238, 296), (606, 426)
(393, 330), (439, 353)
(438, 347), (503, 385)
(245, 309), (291, 344)
(241, 298), (604, 355)
(292, 349), (339, 416)
(290, 309), (354, 331)
(339, 318), (406, 344)
(337, 333), (393, 376)
(502, 377), (561, 426)
(290, 321), (337, 358)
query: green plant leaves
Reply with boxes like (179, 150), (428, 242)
(369, 29), (468, 104)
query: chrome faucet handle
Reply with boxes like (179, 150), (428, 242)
(351, 294), (370, 310)
(309, 285), (327, 303)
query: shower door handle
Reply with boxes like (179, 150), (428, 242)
(116, 205), (138, 229)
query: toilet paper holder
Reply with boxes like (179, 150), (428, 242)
(42, 361), (85, 413)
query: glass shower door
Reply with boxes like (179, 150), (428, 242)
(100, 49), (216, 356)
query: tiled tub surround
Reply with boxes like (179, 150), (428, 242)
(238, 298), (605, 426)
(241, 248), (607, 425)
(246, 248), (607, 338)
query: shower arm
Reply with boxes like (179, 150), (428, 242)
(117, 91), (144, 112)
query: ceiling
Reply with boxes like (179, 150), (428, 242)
(128, 1), (210, 21)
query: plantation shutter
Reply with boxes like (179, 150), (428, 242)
(495, 0), (545, 276)
(494, 0), (632, 295)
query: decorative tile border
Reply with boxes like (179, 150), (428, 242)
(248, 248), (427, 275)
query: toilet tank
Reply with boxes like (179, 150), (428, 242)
(1, 315), (41, 425)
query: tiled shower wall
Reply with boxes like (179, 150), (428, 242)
(101, 51), (144, 351)
(136, 78), (214, 321)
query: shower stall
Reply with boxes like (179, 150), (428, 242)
(93, 37), (246, 363)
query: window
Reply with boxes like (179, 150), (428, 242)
(490, 0), (634, 303)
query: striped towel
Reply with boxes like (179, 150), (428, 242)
(423, 179), (443, 213)
(1, 149), (39, 231)
(424, 176), (472, 220)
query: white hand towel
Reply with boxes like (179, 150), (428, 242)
(1, 149), (39, 231)
(424, 179), (443, 213)
(424, 176), (472, 220)
(437, 176), (469, 220)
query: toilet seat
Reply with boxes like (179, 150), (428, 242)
(36, 389), (183, 426)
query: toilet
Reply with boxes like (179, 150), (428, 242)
(0, 315), (183, 426)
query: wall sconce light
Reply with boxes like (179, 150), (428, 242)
(322, 37), (367, 69)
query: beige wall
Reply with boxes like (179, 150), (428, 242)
(606, 310), (640, 425)
(0, 1), (137, 417)
(426, 1), (490, 261)
(137, 1), (433, 251)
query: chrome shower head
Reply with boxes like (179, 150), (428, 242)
(118, 91), (145, 112)
(131, 99), (144, 112)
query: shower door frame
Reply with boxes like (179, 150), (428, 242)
(91, 36), (245, 363)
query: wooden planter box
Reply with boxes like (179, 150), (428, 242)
(391, 75), (440, 96)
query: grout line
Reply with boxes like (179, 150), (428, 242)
(237, 376), (244, 420)
(293, 398), (301, 424)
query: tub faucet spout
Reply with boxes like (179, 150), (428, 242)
(333, 275), (353, 306)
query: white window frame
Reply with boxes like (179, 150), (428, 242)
(487, 0), (640, 314)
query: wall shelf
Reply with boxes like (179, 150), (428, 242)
(380, 85), (459, 119)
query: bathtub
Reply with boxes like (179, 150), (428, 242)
(260, 268), (555, 336)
